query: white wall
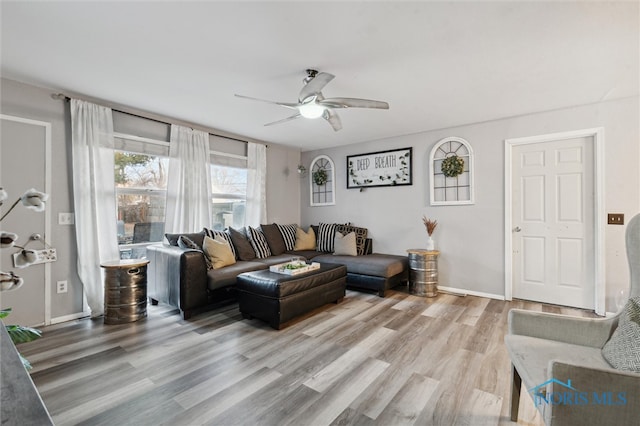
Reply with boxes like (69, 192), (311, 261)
(301, 96), (640, 311)
(1, 78), (301, 324)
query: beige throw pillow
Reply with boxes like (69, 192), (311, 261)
(294, 227), (316, 250)
(333, 231), (357, 256)
(203, 235), (236, 269)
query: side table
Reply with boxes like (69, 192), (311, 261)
(406, 249), (439, 297)
(100, 259), (150, 324)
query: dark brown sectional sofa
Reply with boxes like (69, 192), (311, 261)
(146, 224), (408, 319)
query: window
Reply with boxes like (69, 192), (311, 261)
(210, 165), (247, 230)
(114, 133), (170, 259)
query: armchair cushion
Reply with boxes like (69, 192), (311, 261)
(602, 296), (640, 372)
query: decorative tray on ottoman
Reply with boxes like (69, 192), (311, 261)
(269, 261), (321, 276)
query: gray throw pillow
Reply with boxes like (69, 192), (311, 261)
(165, 230), (205, 247)
(602, 296), (640, 372)
(178, 235), (212, 270)
(228, 227), (256, 261)
(260, 223), (286, 255)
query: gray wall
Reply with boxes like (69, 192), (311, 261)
(301, 96), (640, 311)
(1, 78), (301, 324)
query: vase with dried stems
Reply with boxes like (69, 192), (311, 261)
(422, 215), (438, 251)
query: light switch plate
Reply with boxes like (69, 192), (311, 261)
(58, 212), (74, 225)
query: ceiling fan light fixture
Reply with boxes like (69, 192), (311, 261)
(299, 103), (325, 119)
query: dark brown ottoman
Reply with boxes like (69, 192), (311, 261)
(236, 264), (347, 329)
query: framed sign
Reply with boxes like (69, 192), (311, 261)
(347, 147), (412, 189)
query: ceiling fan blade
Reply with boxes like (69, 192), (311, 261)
(319, 97), (389, 109)
(235, 94), (299, 110)
(264, 113), (302, 127)
(299, 72), (335, 102)
(323, 109), (342, 132)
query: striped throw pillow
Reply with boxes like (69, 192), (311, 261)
(317, 223), (338, 253)
(246, 226), (272, 259)
(203, 228), (236, 259)
(277, 224), (298, 251)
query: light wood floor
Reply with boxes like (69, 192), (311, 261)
(20, 288), (598, 426)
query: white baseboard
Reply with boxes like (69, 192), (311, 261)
(50, 311), (90, 325)
(438, 285), (505, 301)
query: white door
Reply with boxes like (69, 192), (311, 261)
(511, 136), (595, 309)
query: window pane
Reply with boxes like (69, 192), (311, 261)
(211, 165), (247, 230)
(115, 150), (168, 256)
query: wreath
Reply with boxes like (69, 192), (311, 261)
(441, 155), (465, 178)
(312, 169), (328, 186)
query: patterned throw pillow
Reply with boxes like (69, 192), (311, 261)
(336, 224), (368, 256)
(246, 226), (272, 259)
(178, 235), (213, 270)
(602, 296), (640, 372)
(203, 228), (236, 259)
(316, 223), (338, 253)
(277, 224), (298, 251)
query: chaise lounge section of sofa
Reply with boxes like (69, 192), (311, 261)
(147, 223), (408, 319)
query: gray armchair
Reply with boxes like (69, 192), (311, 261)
(505, 213), (640, 425)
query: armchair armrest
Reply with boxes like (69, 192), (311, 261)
(508, 309), (617, 348)
(545, 361), (640, 426)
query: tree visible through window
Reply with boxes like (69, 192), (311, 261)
(210, 165), (247, 230)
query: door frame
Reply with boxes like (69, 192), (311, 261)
(1, 114), (53, 325)
(504, 128), (605, 315)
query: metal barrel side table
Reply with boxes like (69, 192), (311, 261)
(406, 249), (439, 297)
(100, 259), (150, 324)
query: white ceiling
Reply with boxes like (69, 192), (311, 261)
(1, 1), (638, 151)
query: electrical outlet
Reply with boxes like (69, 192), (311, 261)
(608, 213), (624, 225)
(58, 212), (75, 225)
(57, 280), (67, 294)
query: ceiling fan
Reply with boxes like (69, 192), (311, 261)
(235, 69), (389, 131)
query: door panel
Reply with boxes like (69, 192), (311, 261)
(512, 136), (595, 309)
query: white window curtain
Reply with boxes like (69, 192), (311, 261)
(70, 99), (119, 317)
(165, 124), (212, 233)
(245, 142), (267, 226)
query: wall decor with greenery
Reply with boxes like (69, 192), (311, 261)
(347, 147), (412, 189)
(429, 137), (474, 205)
(309, 155), (335, 206)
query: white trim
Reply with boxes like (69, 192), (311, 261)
(50, 310), (91, 325)
(210, 150), (247, 161)
(504, 127), (605, 315)
(1, 114), (53, 325)
(438, 286), (505, 300)
(113, 132), (169, 146)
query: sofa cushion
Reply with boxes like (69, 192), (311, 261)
(277, 223), (298, 251)
(286, 249), (324, 260)
(505, 334), (612, 392)
(247, 226), (272, 259)
(336, 224), (368, 256)
(333, 232), (357, 256)
(316, 223), (337, 252)
(206, 260), (267, 290)
(602, 297), (640, 372)
(165, 230), (205, 247)
(313, 253), (407, 278)
(254, 254), (304, 267)
(203, 235), (236, 270)
(260, 223), (286, 255)
(229, 227), (256, 261)
(294, 227), (316, 250)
